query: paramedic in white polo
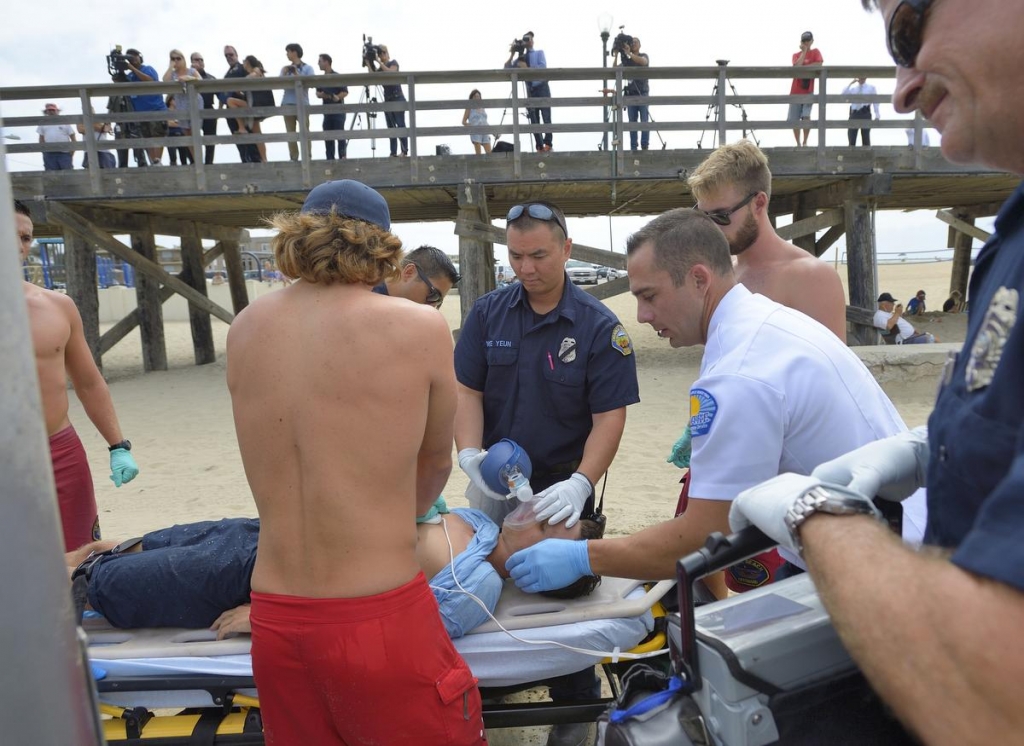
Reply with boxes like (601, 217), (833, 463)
(507, 208), (926, 595)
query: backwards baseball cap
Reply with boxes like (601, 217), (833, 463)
(877, 292), (897, 303)
(801, 31), (813, 42)
(300, 179), (391, 230)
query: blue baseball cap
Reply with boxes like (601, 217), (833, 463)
(301, 179), (391, 231)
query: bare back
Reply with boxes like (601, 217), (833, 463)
(23, 282), (77, 435)
(736, 237), (847, 339)
(227, 282), (457, 598)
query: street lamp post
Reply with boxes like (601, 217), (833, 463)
(598, 14), (614, 151)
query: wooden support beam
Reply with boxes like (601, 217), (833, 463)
(815, 224), (846, 257)
(844, 200), (878, 345)
(792, 196), (816, 254)
(454, 218), (507, 245)
(131, 231), (167, 372)
(180, 224), (216, 365)
(99, 244), (225, 356)
(583, 276), (631, 301)
(63, 230), (101, 369)
(949, 210), (974, 300)
(456, 184), (494, 324)
(221, 239), (249, 314)
(54, 205), (242, 243)
(935, 209), (992, 243)
(46, 203), (234, 325)
(776, 208), (843, 241)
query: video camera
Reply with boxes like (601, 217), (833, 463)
(510, 37), (530, 55)
(107, 45), (131, 79)
(612, 31), (634, 56)
(362, 35), (383, 68)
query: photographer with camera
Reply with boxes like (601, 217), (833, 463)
(789, 31), (823, 147)
(612, 33), (650, 151)
(316, 53), (348, 160)
(364, 43), (408, 157)
(121, 49), (169, 166)
(280, 43), (315, 162)
(504, 32), (552, 152)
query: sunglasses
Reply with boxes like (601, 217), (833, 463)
(700, 191), (759, 226)
(507, 203), (568, 239)
(414, 264), (444, 308)
(887, 0), (933, 68)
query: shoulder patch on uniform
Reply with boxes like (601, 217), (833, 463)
(611, 324), (633, 356)
(689, 388), (718, 436)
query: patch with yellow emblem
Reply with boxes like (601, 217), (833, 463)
(611, 324), (633, 356)
(689, 388), (718, 436)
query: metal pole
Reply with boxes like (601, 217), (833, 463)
(601, 31), (610, 151)
(0, 144), (102, 743)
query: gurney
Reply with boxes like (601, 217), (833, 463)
(87, 576), (673, 743)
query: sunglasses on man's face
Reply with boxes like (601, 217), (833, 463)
(887, 0), (934, 68)
(507, 203), (569, 239)
(414, 264), (444, 308)
(700, 191), (759, 226)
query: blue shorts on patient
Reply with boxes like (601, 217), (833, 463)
(430, 508), (503, 638)
(88, 518), (259, 629)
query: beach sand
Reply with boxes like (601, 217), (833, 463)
(66, 260), (967, 743)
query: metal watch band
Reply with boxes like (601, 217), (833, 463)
(785, 485), (879, 554)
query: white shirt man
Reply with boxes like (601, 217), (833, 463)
(37, 103), (76, 170)
(873, 292), (936, 344)
(843, 77), (880, 146)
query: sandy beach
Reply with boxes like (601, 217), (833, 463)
(65, 259), (966, 742)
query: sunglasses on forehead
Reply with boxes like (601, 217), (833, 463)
(507, 203), (568, 239)
(887, 0), (933, 68)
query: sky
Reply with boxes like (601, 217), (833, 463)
(0, 0), (993, 265)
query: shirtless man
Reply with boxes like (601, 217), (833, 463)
(688, 139), (847, 339)
(225, 180), (486, 746)
(15, 200), (138, 552)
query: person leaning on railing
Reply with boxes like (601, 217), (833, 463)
(366, 44), (409, 157)
(613, 36), (650, 151)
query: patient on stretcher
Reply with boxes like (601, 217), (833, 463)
(69, 503), (605, 639)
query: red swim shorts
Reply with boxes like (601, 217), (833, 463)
(250, 572), (487, 746)
(49, 425), (99, 552)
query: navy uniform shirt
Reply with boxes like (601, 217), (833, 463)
(372, 282), (389, 295)
(927, 181), (1024, 592)
(455, 276), (640, 486)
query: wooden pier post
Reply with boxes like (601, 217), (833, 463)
(131, 230), (168, 372)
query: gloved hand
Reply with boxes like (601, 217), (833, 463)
(728, 473), (880, 555)
(506, 538), (592, 593)
(532, 472), (592, 528)
(811, 427), (928, 502)
(458, 448), (507, 501)
(666, 425), (692, 469)
(109, 448), (139, 487)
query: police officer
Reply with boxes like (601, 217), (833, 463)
(723, 2), (1024, 744)
(453, 200), (639, 746)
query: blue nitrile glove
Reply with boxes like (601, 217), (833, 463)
(90, 662), (107, 681)
(532, 472), (592, 529)
(666, 425), (692, 469)
(811, 427), (929, 502)
(507, 538), (592, 593)
(458, 448), (507, 501)
(109, 448), (139, 487)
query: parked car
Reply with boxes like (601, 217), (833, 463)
(566, 260), (598, 285)
(597, 266), (625, 280)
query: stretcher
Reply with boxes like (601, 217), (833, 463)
(87, 576), (673, 743)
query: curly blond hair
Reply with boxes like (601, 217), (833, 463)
(267, 211), (404, 285)
(687, 139), (772, 203)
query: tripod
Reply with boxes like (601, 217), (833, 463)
(493, 79), (531, 152)
(697, 61), (760, 149)
(348, 84), (385, 157)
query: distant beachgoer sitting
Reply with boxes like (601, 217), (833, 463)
(905, 289), (927, 316)
(943, 289), (966, 313)
(874, 292), (937, 344)
(69, 507), (605, 639)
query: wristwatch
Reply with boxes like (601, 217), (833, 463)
(108, 439), (132, 452)
(785, 485), (881, 554)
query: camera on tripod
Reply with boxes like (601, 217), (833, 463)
(362, 35), (383, 68)
(106, 45), (131, 78)
(612, 32), (634, 56)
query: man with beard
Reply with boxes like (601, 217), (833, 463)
(688, 139), (846, 340)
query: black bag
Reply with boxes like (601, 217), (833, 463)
(493, 140), (514, 153)
(596, 665), (708, 746)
